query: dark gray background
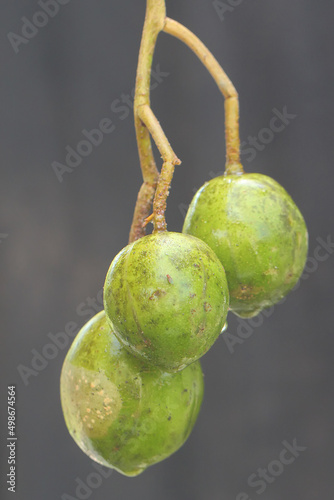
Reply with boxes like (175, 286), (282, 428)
(1, 1), (333, 499)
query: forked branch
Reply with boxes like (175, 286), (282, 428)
(129, 1), (243, 243)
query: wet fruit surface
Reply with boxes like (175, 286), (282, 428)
(183, 173), (308, 317)
(60, 311), (204, 477)
(104, 231), (229, 371)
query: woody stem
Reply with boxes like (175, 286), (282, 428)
(129, 0), (166, 243)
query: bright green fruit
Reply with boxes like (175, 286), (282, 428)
(104, 231), (229, 372)
(183, 173), (308, 318)
(60, 311), (204, 477)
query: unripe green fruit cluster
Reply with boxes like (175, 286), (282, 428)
(61, 231), (229, 476)
(61, 171), (308, 477)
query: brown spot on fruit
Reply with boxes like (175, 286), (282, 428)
(264, 268), (278, 276)
(149, 289), (167, 300)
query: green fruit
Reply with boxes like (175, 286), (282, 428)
(103, 231), (229, 372)
(183, 173), (308, 318)
(60, 311), (204, 477)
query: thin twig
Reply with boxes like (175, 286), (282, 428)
(129, 0), (166, 242)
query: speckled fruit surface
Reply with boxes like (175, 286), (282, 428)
(60, 311), (204, 477)
(183, 173), (308, 318)
(103, 231), (229, 372)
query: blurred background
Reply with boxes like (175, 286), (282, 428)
(1, 1), (333, 499)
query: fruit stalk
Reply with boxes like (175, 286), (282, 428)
(131, 0), (181, 240)
(129, 0), (164, 242)
(163, 18), (243, 175)
(138, 105), (181, 232)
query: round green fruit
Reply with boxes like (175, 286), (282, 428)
(60, 311), (204, 477)
(183, 173), (308, 318)
(103, 231), (229, 372)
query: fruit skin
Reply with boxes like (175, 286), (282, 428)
(183, 173), (308, 318)
(103, 231), (229, 372)
(60, 311), (204, 477)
